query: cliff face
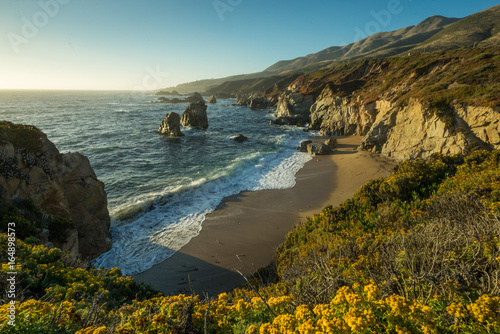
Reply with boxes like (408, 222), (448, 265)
(283, 87), (499, 160)
(0, 123), (111, 259)
(359, 99), (498, 160)
(271, 48), (500, 160)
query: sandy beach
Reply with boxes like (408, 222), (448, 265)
(133, 136), (396, 296)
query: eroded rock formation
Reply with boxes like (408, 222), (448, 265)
(181, 102), (209, 128)
(235, 94), (275, 109)
(0, 123), (111, 259)
(158, 112), (184, 137)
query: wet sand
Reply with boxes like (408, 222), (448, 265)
(133, 136), (395, 296)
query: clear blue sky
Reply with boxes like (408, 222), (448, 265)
(0, 0), (497, 90)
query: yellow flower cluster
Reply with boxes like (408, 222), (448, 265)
(344, 307), (375, 332)
(467, 294), (500, 325)
(75, 326), (107, 334)
(363, 282), (380, 301)
(446, 302), (467, 319)
(332, 286), (362, 307)
(268, 296), (291, 312)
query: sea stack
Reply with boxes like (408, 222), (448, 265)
(181, 102), (209, 129)
(158, 112), (184, 137)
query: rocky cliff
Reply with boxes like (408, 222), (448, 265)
(271, 48), (500, 160)
(359, 99), (497, 160)
(0, 122), (111, 259)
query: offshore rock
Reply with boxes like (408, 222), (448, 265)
(0, 123), (111, 259)
(298, 140), (312, 152)
(249, 96), (271, 110)
(232, 134), (248, 142)
(208, 95), (217, 104)
(270, 115), (308, 126)
(181, 102), (209, 128)
(184, 92), (205, 104)
(158, 112), (184, 137)
(235, 94), (274, 109)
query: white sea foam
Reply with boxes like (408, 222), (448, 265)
(93, 150), (312, 275)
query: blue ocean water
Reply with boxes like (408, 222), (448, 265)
(0, 90), (312, 275)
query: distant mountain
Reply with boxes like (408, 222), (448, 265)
(413, 4), (500, 52)
(164, 5), (499, 94)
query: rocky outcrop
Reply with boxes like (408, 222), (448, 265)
(158, 112), (184, 137)
(156, 92), (205, 104)
(276, 80), (499, 160)
(232, 134), (248, 142)
(308, 85), (380, 135)
(270, 115), (309, 126)
(307, 143), (332, 156)
(208, 95), (217, 104)
(235, 94), (250, 106)
(181, 102), (209, 128)
(359, 99), (495, 160)
(455, 104), (500, 149)
(273, 93), (314, 126)
(37, 228), (79, 258)
(297, 139), (335, 155)
(155, 90), (180, 96)
(325, 138), (338, 148)
(0, 124), (111, 259)
(185, 92), (205, 104)
(275, 93), (314, 118)
(298, 140), (312, 152)
(235, 94), (275, 109)
(157, 97), (183, 103)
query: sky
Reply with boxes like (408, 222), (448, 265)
(0, 0), (497, 91)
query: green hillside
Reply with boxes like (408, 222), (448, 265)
(162, 5), (498, 95)
(1, 147), (499, 333)
(415, 5), (500, 52)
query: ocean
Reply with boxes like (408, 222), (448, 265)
(0, 90), (312, 275)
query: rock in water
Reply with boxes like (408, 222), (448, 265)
(298, 140), (312, 152)
(208, 95), (217, 104)
(158, 112), (184, 137)
(181, 102), (209, 129)
(232, 134), (248, 142)
(184, 92), (205, 104)
(0, 122), (111, 259)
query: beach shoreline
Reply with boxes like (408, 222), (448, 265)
(133, 136), (396, 296)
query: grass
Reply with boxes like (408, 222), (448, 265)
(0, 121), (53, 177)
(0, 121), (43, 153)
(1, 150), (499, 333)
(289, 47), (499, 136)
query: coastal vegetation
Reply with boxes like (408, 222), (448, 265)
(167, 5), (499, 94)
(1, 148), (499, 333)
(278, 46), (500, 111)
(1, 6), (499, 331)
